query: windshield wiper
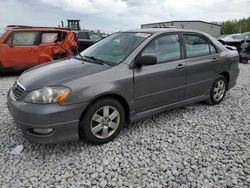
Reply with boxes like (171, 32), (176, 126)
(74, 54), (104, 65)
(84, 55), (105, 65)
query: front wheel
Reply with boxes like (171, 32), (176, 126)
(79, 98), (125, 144)
(207, 75), (227, 105)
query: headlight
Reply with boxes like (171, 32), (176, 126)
(24, 86), (71, 104)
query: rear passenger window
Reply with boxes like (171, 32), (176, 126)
(6, 31), (39, 45)
(41, 32), (58, 43)
(183, 34), (210, 58)
(141, 34), (181, 64)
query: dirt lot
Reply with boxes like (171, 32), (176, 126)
(0, 64), (249, 187)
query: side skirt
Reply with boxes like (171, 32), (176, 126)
(130, 95), (209, 123)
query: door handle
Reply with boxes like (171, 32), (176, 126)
(176, 64), (185, 69)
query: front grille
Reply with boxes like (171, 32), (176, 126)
(13, 81), (26, 100)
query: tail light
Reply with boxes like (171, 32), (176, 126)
(236, 53), (240, 62)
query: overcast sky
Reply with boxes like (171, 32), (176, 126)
(0, 0), (249, 33)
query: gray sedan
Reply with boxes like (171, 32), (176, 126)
(7, 29), (240, 144)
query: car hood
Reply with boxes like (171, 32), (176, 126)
(18, 57), (111, 91)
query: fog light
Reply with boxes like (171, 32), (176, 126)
(33, 128), (53, 135)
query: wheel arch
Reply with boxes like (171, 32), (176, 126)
(79, 93), (131, 124)
(219, 71), (230, 90)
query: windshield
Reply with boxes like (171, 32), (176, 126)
(80, 32), (151, 65)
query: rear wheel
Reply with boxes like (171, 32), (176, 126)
(0, 65), (3, 75)
(207, 75), (227, 105)
(242, 58), (248, 64)
(79, 98), (125, 144)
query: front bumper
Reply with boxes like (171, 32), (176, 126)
(7, 89), (88, 144)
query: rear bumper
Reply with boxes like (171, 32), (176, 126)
(7, 89), (87, 144)
(228, 65), (240, 90)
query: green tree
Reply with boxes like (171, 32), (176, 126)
(220, 16), (250, 34)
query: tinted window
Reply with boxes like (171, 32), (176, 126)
(89, 33), (102, 42)
(141, 34), (181, 64)
(78, 32), (90, 39)
(41, 32), (58, 43)
(6, 31), (39, 45)
(183, 34), (210, 58)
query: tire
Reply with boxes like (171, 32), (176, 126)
(207, 75), (227, 105)
(79, 98), (125, 144)
(242, 58), (248, 64)
(0, 65), (3, 76)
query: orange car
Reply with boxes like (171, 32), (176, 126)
(0, 25), (78, 72)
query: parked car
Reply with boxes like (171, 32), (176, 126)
(218, 33), (244, 52)
(77, 31), (103, 52)
(240, 32), (250, 64)
(7, 29), (239, 144)
(0, 25), (78, 73)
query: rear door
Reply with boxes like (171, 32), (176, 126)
(182, 33), (219, 99)
(2, 31), (40, 67)
(39, 31), (63, 60)
(134, 33), (187, 112)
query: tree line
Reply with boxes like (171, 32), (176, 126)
(220, 16), (250, 35)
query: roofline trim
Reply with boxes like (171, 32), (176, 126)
(141, 20), (221, 27)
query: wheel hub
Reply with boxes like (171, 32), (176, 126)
(101, 117), (110, 127)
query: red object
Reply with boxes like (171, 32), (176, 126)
(0, 26), (77, 69)
(237, 53), (240, 62)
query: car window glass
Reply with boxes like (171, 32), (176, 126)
(78, 32), (90, 39)
(7, 32), (39, 45)
(183, 34), (210, 58)
(89, 33), (102, 42)
(210, 43), (217, 54)
(81, 32), (151, 65)
(41, 32), (58, 43)
(141, 34), (181, 64)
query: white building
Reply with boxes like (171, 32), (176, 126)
(141, 20), (221, 38)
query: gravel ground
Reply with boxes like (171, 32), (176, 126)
(0, 64), (250, 187)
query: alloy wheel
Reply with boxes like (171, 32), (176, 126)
(213, 80), (226, 102)
(90, 105), (120, 139)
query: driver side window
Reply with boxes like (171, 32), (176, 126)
(141, 34), (181, 64)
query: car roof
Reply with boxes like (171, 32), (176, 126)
(6, 26), (72, 32)
(124, 28), (207, 35)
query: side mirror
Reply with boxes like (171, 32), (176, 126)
(135, 55), (157, 67)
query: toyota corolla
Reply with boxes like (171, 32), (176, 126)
(7, 29), (239, 144)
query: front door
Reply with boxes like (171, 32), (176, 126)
(2, 31), (40, 67)
(134, 34), (187, 113)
